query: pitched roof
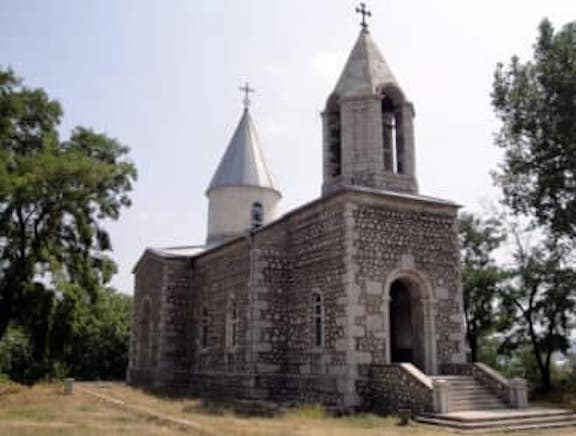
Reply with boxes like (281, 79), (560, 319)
(334, 29), (398, 98)
(207, 108), (279, 194)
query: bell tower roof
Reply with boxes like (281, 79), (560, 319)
(333, 28), (399, 99)
(207, 107), (279, 195)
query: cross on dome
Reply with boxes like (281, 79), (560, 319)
(355, 2), (371, 30)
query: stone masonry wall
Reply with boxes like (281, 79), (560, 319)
(129, 255), (164, 386)
(254, 198), (349, 406)
(154, 258), (193, 388)
(348, 192), (466, 372)
(184, 196), (350, 405)
(189, 239), (253, 398)
(356, 364), (433, 414)
(129, 188), (466, 412)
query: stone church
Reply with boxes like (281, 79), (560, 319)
(128, 13), (533, 417)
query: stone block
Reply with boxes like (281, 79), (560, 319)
(365, 314), (383, 331)
(366, 280), (382, 295)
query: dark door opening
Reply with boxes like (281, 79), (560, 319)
(390, 279), (414, 364)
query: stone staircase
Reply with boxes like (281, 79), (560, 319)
(431, 375), (507, 412)
(417, 375), (576, 432)
(415, 408), (576, 433)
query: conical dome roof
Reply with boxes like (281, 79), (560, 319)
(207, 108), (279, 195)
(334, 28), (398, 98)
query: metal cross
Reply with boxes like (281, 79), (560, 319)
(239, 82), (255, 108)
(356, 2), (371, 30)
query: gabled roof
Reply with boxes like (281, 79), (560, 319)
(334, 28), (399, 98)
(132, 245), (206, 274)
(207, 108), (279, 194)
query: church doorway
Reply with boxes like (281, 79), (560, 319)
(389, 278), (427, 371)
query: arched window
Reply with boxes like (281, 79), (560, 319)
(381, 92), (405, 174)
(326, 97), (342, 177)
(251, 202), (263, 230)
(201, 307), (209, 349)
(227, 298), (239, 348)
(312, 292), (324, 348)
(138, 298), (152, 367)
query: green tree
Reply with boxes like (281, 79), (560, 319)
(459, 212), (505, 363)
(0, 326), (34, 383)
(49, 286), (132, 380)
(492, 19), (576, 238)
(0, 67), (136, 365)
(499, 224), (575, 392)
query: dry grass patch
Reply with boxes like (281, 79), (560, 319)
(0, 382), (187, 435)
(82, 383), (576, 436)
(3, 381), (576, 435)
(79, 382), (448, 435)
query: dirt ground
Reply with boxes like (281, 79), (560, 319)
(0, 381), (575, 435)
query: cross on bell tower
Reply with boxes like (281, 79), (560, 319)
(321, 3), (419, 196)
(355, 2), (371, 30)
(239, 82), (255, 109)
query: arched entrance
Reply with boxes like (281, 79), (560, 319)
(387, 275), (435, 373)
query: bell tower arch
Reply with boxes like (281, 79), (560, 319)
(321, 28), (418, 196)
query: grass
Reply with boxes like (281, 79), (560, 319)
(0, 383), (185, 435)
(1, 381), (576, 435)
(289, 404), (327, 420)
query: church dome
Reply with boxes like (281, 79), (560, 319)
(205, 96), (281, 246)
(207, 108), (279, 195)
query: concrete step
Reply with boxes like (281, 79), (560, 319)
(451, 392), (502, 401)
(450, 399), (507, 408)
(432, 377), (475, 381)
(416, 416), (576, 433)
(435, 374), (510, 412)
(447, 382), (482, 387)
(450, 398), (507, 406)
(450, 385), (493, 391)
(431, 375), (473, 379)
(415, 408), (576, 433)
(450, 404), (508, 412)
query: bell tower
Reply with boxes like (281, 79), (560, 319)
(322, 7), (418, 196)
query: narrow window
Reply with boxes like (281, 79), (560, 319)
(201, 307), (209, 349)
(395, 110), (405, 174)
(312, 292), (324, 348)
(251, 202), (263, 230)
(382, 93), (405, 174)
(382, 95), (396, 172)
(138, 299), (152, 367)
(328, 109), (342, 177)
(227, 299), (239, 348)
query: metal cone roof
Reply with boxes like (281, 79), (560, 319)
(207, 108), (278, 194)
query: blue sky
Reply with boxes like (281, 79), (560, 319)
(2, 0), (576, 294)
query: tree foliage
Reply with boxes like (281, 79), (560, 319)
(0, 67), (136, 381)
(458, 212), (505, 363)
(491, 18), (576, 392)
(492, 19), (576, 238)
(49, 286), (132, 381)
(498, 224), (576, 392)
